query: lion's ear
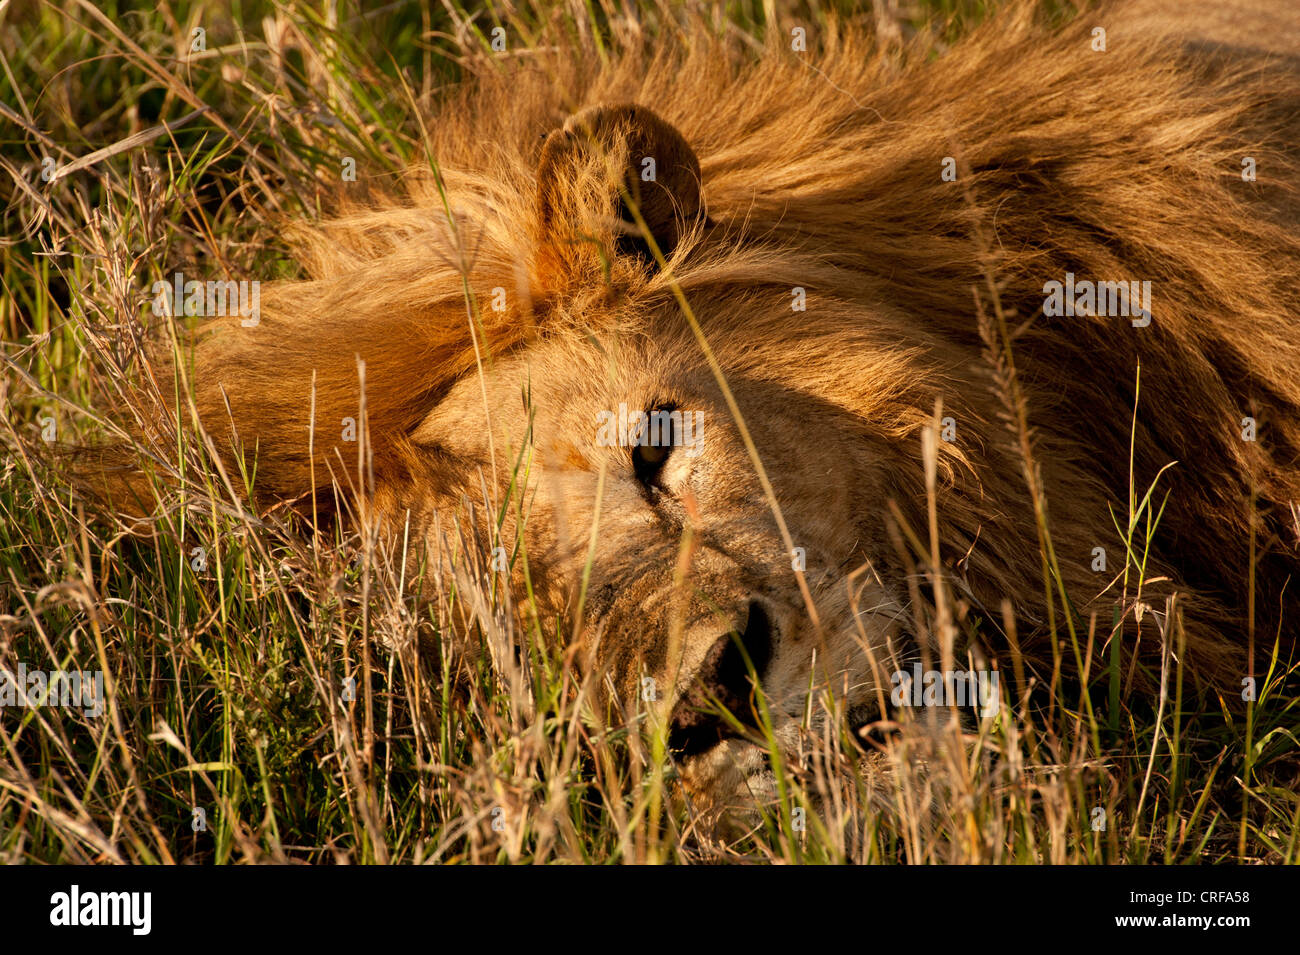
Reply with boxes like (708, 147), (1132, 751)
(535, 103), (706, 289)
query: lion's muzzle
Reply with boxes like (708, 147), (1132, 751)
(667, 599), (776, 757)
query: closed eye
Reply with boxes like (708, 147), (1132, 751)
(631, 406), (677, 486)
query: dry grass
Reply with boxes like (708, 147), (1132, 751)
(2, 0), (1297, 864)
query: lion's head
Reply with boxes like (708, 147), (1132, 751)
(380, 103), (944, 815)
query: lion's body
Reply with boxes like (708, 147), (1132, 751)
(164, 0), (1300, 804)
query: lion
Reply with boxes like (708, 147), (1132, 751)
(110, 0), (1300, 817)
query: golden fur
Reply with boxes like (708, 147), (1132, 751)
(126, 0), (1300, 806)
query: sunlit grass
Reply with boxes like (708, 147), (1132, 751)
(2, 0), (1297, 864)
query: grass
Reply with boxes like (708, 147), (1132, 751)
(2, 0), (1298, 864)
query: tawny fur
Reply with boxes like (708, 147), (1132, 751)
(127, 0), (1300, 801)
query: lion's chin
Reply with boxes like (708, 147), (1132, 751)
(677, 738), (781, 839)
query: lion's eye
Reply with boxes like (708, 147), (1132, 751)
(631, 408), (675, 485)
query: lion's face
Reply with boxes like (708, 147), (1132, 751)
(411, 307), (909, 812)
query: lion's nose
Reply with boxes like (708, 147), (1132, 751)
(668, 600), (775, 757)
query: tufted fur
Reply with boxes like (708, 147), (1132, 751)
(123, 0), (1300, 805)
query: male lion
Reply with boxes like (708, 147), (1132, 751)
(119, 0), (1300, 815)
